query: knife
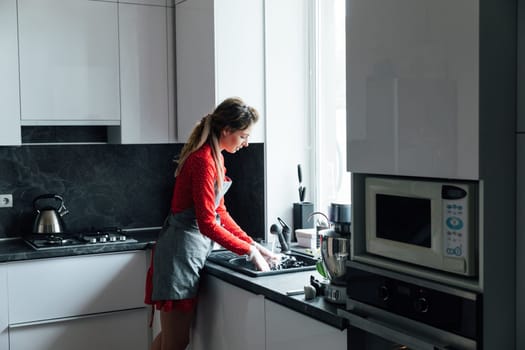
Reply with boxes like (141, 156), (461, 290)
(297, 164), (305, 202)
(299, 186), (305, 202)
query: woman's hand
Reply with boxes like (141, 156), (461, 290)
(248, 246), (271, 271)
(252, 242), (282, 268)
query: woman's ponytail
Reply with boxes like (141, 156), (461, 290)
(175, 114), (212, 177)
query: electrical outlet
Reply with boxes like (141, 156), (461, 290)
(0, 194), (13, 208)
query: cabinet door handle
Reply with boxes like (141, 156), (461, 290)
(8, 307), (146, 329)
(338, 309), (464, 350)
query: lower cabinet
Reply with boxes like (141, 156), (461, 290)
(9, 308), (148, 350)
(191, 274), (265, 350)
(191, 274), (347, 350)
(6, 251), (150, 350)
(0, 264), (8, 350)
(265, 299), (347, 350)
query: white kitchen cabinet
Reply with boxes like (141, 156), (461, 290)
(7, 251), (149, 350)
(18, 0), (120, 125)
(346, 0), (516, 181)
(111, 2), (175, 143)
(191, 274), (265, 350)
(191, 273), (346, 350)
(0, 0), (21, 145)
(265, 299), (346, 350)
(175, 0), (265, 143)
(0, 264), (8, 350)
(9, 308), (148, 350)
(346, 0), (515, 181)
(346, 0), (480, 179)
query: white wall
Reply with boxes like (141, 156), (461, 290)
(265, 0), (312, 240)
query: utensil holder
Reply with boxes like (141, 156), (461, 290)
(293, 202), (314, 241)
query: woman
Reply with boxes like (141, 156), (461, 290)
(145, 97), (279, 350)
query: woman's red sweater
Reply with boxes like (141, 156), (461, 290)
(171, 144), (254, 256)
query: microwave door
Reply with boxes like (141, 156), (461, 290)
(376, 194), (432, 248)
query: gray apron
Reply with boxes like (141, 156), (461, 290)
(151, 180), (232, 300)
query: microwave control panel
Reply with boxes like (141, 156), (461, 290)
(442, 185), (468, 259)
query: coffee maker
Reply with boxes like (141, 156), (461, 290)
(318, 203), (351, 304)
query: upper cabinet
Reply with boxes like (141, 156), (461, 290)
(346, 0), (515, 180)
(10, 0), (175, 144)
(175, 0), (265, 143)
(110, 2), (175, 143)
(18, 0), (120, 125)
(0, 0), (21, 145)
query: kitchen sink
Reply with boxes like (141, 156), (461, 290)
(207, 249), (318, 277)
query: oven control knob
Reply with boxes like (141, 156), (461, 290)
(89, 237), (97, 244)
(119, 235), (127, 241)
(109, 235), (117, 242)
(99, 236), (107, 243)
(378, 285), (390, 301)
(414, 297), (429, 313)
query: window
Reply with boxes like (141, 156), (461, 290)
(311, 0), (350, 213)
(263, 0), (348, 230)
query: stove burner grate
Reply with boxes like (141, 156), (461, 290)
(24, 227), (137, 250)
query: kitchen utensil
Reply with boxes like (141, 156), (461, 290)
(319, 228), (350, 285)
(295, 228), (316, 248)
(310, 275), (324, 294)
(297, 164), (305, 202)
(32, 194), (69, 234)
(303, 285), (316, 300)
(329, 203), (351, 234)
(286, 289), (305, 296)
(317, 203), (351, 304)
(329, 203), (351, 223)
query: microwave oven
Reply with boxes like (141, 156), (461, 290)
(365, 177), (478, 276)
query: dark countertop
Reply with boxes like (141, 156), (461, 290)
(0, 230), (347, 330)
(0, 229), (159, 262)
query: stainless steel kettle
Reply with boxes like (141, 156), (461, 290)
(32, 194), (69, 234)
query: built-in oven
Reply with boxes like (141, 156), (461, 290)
(338, 261), (481, 350)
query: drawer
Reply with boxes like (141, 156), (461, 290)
(0, 264), (8, 350)
(8, 251), (147, 324)
(9, 308), (149, 350)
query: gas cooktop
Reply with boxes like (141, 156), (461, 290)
(24, 227), (138, 251)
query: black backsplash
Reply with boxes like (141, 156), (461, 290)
(0, 143), (265, 240)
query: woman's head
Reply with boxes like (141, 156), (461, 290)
(212, 97), (259, 153)
(210, 97), (259, 137)
(175, 97), (260, 183)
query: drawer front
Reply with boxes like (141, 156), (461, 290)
(9, 308), (149, 350)
(0, 264), (8, 350)
(8, 251), (147, 323)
